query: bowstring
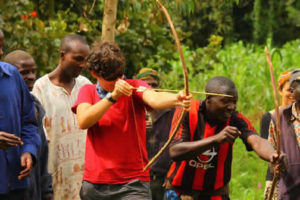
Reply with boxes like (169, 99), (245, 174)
(130, 95), (145, 171)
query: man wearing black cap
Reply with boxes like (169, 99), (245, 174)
(267, 69), (300, 199)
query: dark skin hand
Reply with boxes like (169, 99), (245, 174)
(18, 152), (33, 180)
(214, 126), (240, 144)
(180, 195), (193, 200)
(0, 131), (24, 149)
(169, 126), (240, 161)
(270, 153), (288, 174)
(246, 134), (288, 171)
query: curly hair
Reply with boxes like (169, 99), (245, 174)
(87, 41), (125, 81)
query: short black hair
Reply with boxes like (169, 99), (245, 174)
(60, 34), (88, 53)
(4, 50), (33, 68)
(205, 76), (237, 95)
(87, 41), (125, 80)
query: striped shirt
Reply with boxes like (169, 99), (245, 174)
(167, 100), (256, 197)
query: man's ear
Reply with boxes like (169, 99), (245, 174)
(205, 96), (210, 104)
(203, 98), (210, 113)
(206, 95), (212, 101)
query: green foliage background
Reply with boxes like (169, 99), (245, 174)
(1, 0), (300, 199)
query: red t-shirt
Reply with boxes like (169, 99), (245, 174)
(72, 79), (150, 184)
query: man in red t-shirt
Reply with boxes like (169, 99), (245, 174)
(166, 76), (287, 200)
(72, 41), (192, 200)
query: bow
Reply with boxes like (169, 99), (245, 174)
(264, 46), (281, 200)
(143, 0), (189, 171)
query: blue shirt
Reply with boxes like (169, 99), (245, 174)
(0, 62), (40, 194)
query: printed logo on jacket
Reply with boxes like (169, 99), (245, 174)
(189, 147), (217, 170)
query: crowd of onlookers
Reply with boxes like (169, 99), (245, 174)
(0, 29), (299, 200)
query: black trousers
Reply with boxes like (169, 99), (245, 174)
(0, 189), (29, 200)
(150, 171), (167, 200)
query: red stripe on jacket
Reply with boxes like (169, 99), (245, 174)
(172, 161), (187, 187)
(192, 123), (216, 190)
(214, 120), (230, 190)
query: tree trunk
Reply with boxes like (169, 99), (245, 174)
(48, 0), (55, 18)
(101, 0), (118, 42)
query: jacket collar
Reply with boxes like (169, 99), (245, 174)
(0, 62), (13, 77)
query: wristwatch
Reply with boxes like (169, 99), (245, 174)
(105, 92), (117, 103)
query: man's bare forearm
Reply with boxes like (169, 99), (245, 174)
(247, 134), (275, 162)
(169, 136), (218, 161)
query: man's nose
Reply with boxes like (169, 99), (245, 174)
(28, 71), (36, 80)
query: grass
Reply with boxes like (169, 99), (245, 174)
(231, 139), (267, 199)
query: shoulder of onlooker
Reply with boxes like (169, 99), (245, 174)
(31, 75), (50, 102)
(268, 105), (291, 120)
(0, 61), (19, 76)
(77, 75), (92, 85)
(31, 74), (49, 91)
(261, 111), (272, 120)
(35, 74), (49, 83)
(32, 74), (50, 92)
